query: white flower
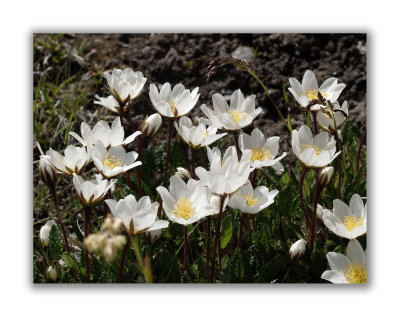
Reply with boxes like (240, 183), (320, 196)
(228, 182), (278, 214)
(94, 95), (120, 113)
(39, 153), (57, 185)
(317, 100), (349, 133)
(142, 113), (162, 137)
(149, 83), (199, 118)
(104, 68), (147, 105)
(69, 117), (141, 149)
(288, 70), (346, 111)
(47, 145), (91, 175)
(39, 220), (57, 247)
(90, 141), (141, 178)
(195, 146), (254, 195)
(156, 176), (217, 226)
(239, 128), (287, 172)
(322, 194), (367, 240)
(201, 89), (262, 131)
(72, 173), (115, 206)
(292, 125), (340, 168)
(145, 217), (165, 243)
(106, 195), (169, 235)
(174, 116), (227, 149)
(175, 167), (192, 181)
(321, 239), (366, 284)
(289, 239), (306, 262)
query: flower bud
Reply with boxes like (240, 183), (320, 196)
(319, 166), (334, 188)
(142, 113), (162, 137)
(39, 156), (57, 186)
(39, 220), (56, 247)
(289, 239), (306, 263)
(316, 204), (324, 223)
(175, 167), (191, 181)
(46, 266), (58, 282)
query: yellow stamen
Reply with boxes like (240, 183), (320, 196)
(228, 110), (246, 123)
(168, 100), (176, 114)
(344, 262), (367, 284)
(242, 193), (259, 207)
(301, 89), (328, 101)
(202, 129), (207, 136)
(342, 216), (364, 231)
(301, 144), (322, 157)
(171, 198), (194, 220)
(250, 148), (272, 162)
(103, 153), (122, 169)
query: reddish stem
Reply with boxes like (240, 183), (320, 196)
(310, 168), (320, 248)
(50, 185), (71, 254)
(84, 206), (91, 281)
(158, 119), (174, 218)
(211, 195), (225, 282)
(299, 167), (311, 232)
(118, 237), (130, 283)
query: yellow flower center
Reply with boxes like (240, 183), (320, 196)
(301, 144), (322, 157)
(168, 100), (177, 114)
(344, 262), (367, 284)
(342, 216), (364, 231)
(202, 129), (207, 136)
(302, 89), (328, 101)
(172, 198), (194, 220)
(242, 193), (259, 207)
(228, 110), (246, 123)
(103, 153), (122, 169)
(250, 148), (272, 162)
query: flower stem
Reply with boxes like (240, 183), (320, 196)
(299, 167), (311, 233)
(158, 119), (174, 218)
(184, 225), (189, 283)
(49, 185), (71, 254)
(355, 125), (366, 185)
(211, 194), (226, 282)
(233, 131), (240, 155)
(310, 168), (320, 249)
(237, 213), (246, 250)
(334, 131), (342, 199)
(118, 236), (131, 283)
(206, 216), (211, 283)
(250, 170), (258, 232)
(201, 147), (207, 168)
(312, 112), (318, 134)
(136, 134), (145, 197)
(189, 146), (195, 178)
(84, 206), (91, 281)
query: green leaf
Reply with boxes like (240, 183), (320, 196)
(232, 251), (244, 282)
(220, 215), (232, 249)
(49, 224), (62, 262)
(61, 253), (79, 270)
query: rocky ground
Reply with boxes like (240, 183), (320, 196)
(34, 33), (366, 158)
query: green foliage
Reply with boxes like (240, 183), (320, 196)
(220, 215), (232, 249)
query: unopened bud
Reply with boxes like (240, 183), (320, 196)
(316, 204), (324, 223)
(39, 156), (57, 186)
(175, 167), (191, 181)
(319, 166), (334, 187)
(289, 239), (306, 263)
(142, 113), (162, 137)
(47, 266), (58, 282)
(39, 220), (56, 247)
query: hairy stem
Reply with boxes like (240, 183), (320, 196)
(310, 168), (320, 249)
(158, 119), (174, 218)
(184, 225), (189, 283)
(84, 206), (91, 281)
(299, 167), (311, 232)
(49, 185), (71, 254)
(211, 195), (225, 282)
(118, 237), (131, 283)
(206, 216), (211, 283)
(312, 112), (318, 135)
(334, 131), (342, 199)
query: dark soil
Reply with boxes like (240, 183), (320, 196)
(34, 33), (366, 156)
